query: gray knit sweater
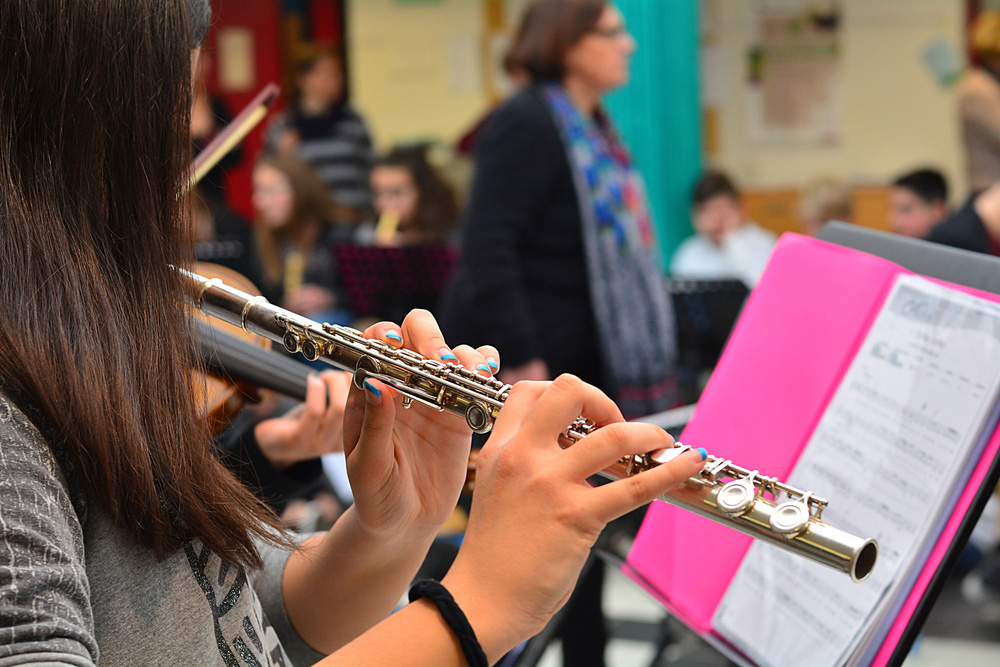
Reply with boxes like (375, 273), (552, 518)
(0, 390), (326, 666)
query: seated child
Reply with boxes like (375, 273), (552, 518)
(671, 170), (777, 287)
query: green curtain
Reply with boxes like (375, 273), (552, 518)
(606, 0), (701, 267)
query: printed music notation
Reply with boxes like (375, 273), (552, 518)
(713, 275), (1000, 667)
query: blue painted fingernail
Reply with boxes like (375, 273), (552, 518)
(697, 447), (708, 461)
(476, 364), (492, 375)
(363, 380), (381, 398)
(384, 331), (402, 343)
(439, 348), (459, 363)
(487, 358), (499, 371)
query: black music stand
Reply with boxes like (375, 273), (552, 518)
(667, 278), (749, 404)
(334, 245), (457, 324)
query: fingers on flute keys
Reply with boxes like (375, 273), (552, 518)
(589, 439), (705, 523)
(494, 375), (705, 523)
(522, 374), (624, 449)
(367, 311), (500, 378)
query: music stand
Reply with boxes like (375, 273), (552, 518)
(334, 245), (457, 323)
(666, 278), (749, 404)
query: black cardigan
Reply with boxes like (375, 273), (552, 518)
(925, 194), (993, 254)
(440, 87), (604, 386)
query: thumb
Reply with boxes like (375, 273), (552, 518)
(346, 378), (397, 483)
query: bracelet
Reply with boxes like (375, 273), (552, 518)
(408, 579), (488, 667)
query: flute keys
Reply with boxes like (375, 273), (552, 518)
(465, 402), (493, 434)
(282, 329), (322, 360)
(770, 493), (813, 537)
(282, 332), (301, 354)
(716, 473), (758, 517)
(300, 338), (322, 361)
(354, 356), (383, 389)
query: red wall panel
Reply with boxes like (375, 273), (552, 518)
(311, 0), (343, 44)
(201, 1), (345, 220)
(204, 0), (285, 220)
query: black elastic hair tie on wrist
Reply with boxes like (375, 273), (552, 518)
(408, 579), (488, 667)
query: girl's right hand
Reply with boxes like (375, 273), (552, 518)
(441, 375), (706, 661)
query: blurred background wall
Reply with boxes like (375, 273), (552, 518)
(704, 0), (965, 196)
(201, 0), (976, 257)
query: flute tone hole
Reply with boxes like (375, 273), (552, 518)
(301, 339), (321, 361)
(465, 402), (492, 434)
(355, 356), (382, 390)
(282, 332), (300, 354)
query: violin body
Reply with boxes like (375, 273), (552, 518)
(190, 262), (274, 432)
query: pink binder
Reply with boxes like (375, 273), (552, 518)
(625, 233), (1000, 664)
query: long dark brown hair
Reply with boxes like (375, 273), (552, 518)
(253, 155), (343, 286)
(0, 0), (286, 568)
(504, 0), (607, 82)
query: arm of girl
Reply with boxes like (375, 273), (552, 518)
(281, 310), (495, 653)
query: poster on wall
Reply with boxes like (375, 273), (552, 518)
(746, 0), (841, 146)
(217, 27), (256, 94)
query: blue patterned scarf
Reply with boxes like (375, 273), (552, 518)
(541, 85), (677, 419)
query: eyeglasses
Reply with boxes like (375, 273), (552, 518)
(373, 185), (415, 200)
(589, 25), (631, 40)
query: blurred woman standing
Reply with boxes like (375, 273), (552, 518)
(440, 2), (679, 664)
(442, 0), (677, 421)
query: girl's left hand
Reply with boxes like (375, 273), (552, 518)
(341, 309), (500, 538)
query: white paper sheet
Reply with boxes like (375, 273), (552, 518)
(713, 275), (1000, 667)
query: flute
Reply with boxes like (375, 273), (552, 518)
(178, 267), (878, 583)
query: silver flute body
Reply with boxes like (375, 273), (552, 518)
(180, 268), (878, 582)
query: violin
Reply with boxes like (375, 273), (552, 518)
(190, 261), (310, 431)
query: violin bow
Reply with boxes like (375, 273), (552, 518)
(190, 82), (281, 188)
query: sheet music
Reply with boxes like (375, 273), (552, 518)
(851, 391), (1000, 667)
(713, 275), (1000, 667)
